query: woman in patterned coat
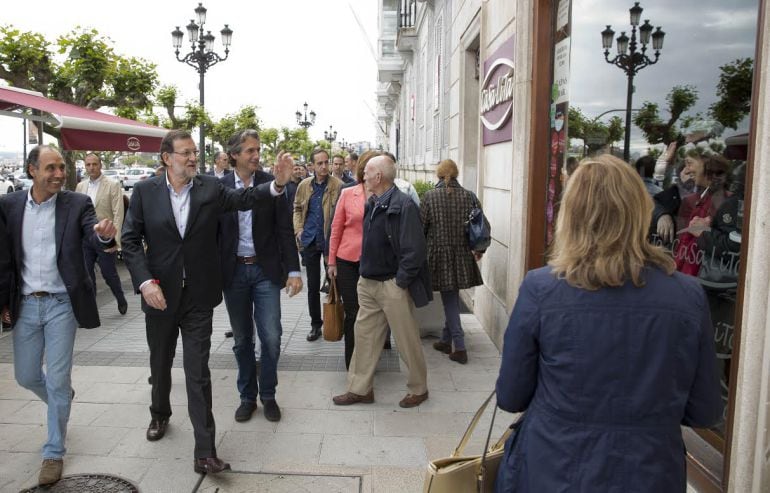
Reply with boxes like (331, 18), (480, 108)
(420, 159), (485, 364)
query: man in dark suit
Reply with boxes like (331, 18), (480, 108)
(206, 151), (232, 179)
(121, 129), (292, 475)
(0, 210), (10, 322)
(0, 145), (116, 486)
(218, 129), (302, 423)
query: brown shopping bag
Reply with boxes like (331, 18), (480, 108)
(423, 391), (521, 493)
(322, 278), (344, 341)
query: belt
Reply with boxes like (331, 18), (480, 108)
(27, 291), (52, 298)
(236, 255), (258, 265)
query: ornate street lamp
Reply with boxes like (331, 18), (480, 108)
(324, 125), (337, 144)
(296, 102), (316, 129)
(601, 2), (664, 162)
(171, 3), (233, 173)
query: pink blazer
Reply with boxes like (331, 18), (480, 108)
(328, 185), (366, 264)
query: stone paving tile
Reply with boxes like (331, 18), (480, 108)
(320, 435), (427, 468)
(136, 457), (201, 493)
(199, 471), (361, 493)
(0, 451), (40, 493)
(275, 409), (373, 436)
(371, 466), (425, 493)
(216, 431), (324, 471)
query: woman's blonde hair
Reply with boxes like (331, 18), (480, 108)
(548, 154), (674, 290)
(436, 159), (459, 193)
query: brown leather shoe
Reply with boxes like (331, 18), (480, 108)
(38, 458), (63, 485)
(146, 418), (168, 441)
(332, 390), (374, 406)
(194, 456), (231, 474)
(399, 391), (429, 408)
(432, 341), (452, 354)
(449, 350), (468, 364)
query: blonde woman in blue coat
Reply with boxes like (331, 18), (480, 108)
(495, 154), (721, 492)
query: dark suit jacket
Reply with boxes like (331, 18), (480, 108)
(0, 190), (113, 328)
(217, 171), (300, 288)
(121, 174), (275, 315)
(206, 169), (232, 177)
(0, 209), (11, 310)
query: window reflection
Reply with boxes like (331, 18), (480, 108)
(549, 0), (759, 439)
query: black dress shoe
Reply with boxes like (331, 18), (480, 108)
(261, 399), (281, 422)
(146, 418), (168, 441)
(234, 401), (257, 422)
(224, 331), (234, 338)
(306, 327), (322, 342)
(118, 301), (128, 315)
(194, 457), (231, 474)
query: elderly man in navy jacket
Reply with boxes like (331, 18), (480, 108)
(0, 145), (116, 486)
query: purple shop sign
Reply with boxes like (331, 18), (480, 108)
(481, 35), (515, 146)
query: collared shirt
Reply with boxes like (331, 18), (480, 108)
(214, 169), (227, 179)
(300, 178), (328, 248)
(234, 172), (256, 257)
(21, 189), (66, 295)
(166, 174), (194, 238)
(369, 185), (396, 221)
(86, 174), (103, 202)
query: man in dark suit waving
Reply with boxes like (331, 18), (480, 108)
(0, 145), (117, 485)
(218, 129), (302, 424)
(121, 129), (293, 475)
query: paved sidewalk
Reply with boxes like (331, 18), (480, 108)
(0, 265), (510, 492)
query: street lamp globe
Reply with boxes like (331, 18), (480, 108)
(616, 32), (629, 55)
(171, 27), (184, 51)
(220, 24), (233, 50)
(652, 27), (665, 51)
(601, 25), (615, 51)
(639, 20), (653, 46)
(186, 20), (199, 43)
(629, 2), (643, 26)
(195, 2), (207, 25)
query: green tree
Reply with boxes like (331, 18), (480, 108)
(633, 85), (699, 146)
(153, 85), (211, 131)
(709, 58), (753, 130)
(209, 105), (261, 149)
(0, 26), (159, 189)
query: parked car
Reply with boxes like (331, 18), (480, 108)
(103, 169), (125, 188)
(122, 167), (155, 190)
(13, 172), (32, 191)
(0, 175), (15, 195)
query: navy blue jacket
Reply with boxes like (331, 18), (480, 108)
(0, 208), (11, 311)
(361, 188), (432, 307)
(0, 190), (114, 328)
(495, 266), (721, 493)
(217, 170), (300, 287)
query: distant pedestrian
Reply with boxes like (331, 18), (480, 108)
(76, 153), (128, 315)
(421, 159), (485, 364)
(332, 154), (431, 408)
(207, 151), (232, 179)
(344, 152), (358, 183)
(494, 154), (721, 492)
(332, 153), (355, 184)
(293, 148), (343, 341)
(1, 145), (117, 486)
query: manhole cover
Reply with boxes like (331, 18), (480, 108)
(20, 474), (139, 493)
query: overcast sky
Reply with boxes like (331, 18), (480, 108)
(0, 0), (379, 154)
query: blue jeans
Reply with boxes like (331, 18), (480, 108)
(222, 263), (282, 402)
(440, 290), (465, 351)
(13, 294), (77, 459)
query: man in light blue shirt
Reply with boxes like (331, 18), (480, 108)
(0, 145), (116, 486)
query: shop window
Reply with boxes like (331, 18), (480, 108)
(545, 0), (760, 452)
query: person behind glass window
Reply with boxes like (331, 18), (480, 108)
(495, 154), (721, 492)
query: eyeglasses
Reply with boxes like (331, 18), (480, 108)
(172, 150), (200, 159)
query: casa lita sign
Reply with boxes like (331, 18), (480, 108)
(481, 35), (514, 146)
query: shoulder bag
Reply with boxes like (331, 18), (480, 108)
(322, 278), (345, 341)
(466, 192), (491, 252)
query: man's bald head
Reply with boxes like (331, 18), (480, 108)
(368, 155), (396, 182)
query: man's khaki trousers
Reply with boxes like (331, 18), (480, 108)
(347, 277), (428, 396)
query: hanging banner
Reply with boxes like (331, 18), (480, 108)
(481, 35), (515, 146)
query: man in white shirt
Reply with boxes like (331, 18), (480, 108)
(208, 151), (232, 179)
(76, 153), (127, 314)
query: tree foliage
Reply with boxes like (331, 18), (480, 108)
(209, 105), (261, 149)
(633, 85), (699, 146)
(0, 25), (159, 188)
(153, 84), (211, 131)
(567, 107), (624, 154)
(709, 58), (753, 130)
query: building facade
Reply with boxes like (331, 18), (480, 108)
(376, 0), (770, 491)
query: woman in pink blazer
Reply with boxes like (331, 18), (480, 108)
(328, 151), (377, 368)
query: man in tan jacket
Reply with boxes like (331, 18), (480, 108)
(293, 148), (342, 341)
(76, 153), (127, 314)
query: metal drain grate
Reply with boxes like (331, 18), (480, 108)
(20, 474), (139, 493)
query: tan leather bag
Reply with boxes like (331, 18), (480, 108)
(322, 279), (344, 341)
(423, 391), (520, 493)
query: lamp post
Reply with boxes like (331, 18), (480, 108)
(296, 102), (316, 129)
(601, 2), (664, 162)
(171, 3), (233, 173)
(324, 125), (337, 145)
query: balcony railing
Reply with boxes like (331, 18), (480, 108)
(398, 0), (417, 30)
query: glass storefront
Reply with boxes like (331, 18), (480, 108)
(546, 0), (760, 445)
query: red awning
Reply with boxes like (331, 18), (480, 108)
(0, 85), (167, 152)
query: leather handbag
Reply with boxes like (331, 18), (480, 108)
(322, 279), (345, 341)
(466, 193), (491, 252)
(423, 391), (521, 493)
